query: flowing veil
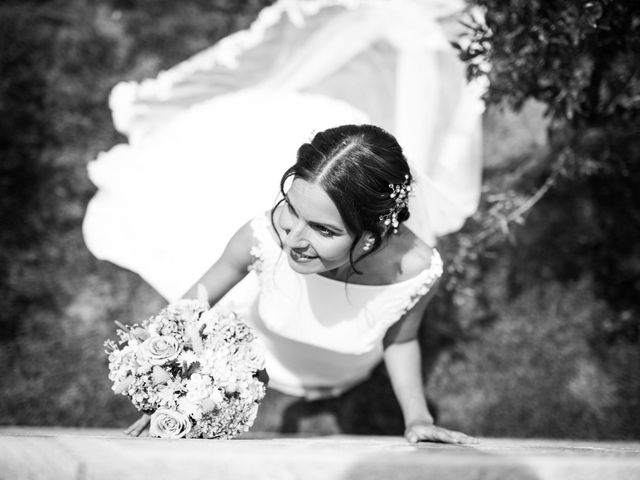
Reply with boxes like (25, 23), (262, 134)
(83, 0), (485, 302)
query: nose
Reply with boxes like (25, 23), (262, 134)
(283, 220), (309, 250)
(279, 211), (308, 250)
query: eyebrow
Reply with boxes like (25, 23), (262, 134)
(284, 195), (345, 233)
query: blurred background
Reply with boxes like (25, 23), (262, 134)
(1, 0), (638, 439)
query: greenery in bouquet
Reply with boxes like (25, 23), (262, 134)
(105, 299), (267, 439)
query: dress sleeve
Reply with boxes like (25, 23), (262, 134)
(248, 213), (276, 276)
(386, 249), (444, 328)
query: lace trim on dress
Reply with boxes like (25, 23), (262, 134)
(248, 213), (276, 276)
(397, 249), (443, 317)
(371, 250), (444, 339)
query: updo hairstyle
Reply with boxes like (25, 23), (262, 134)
(272, 124), (412, 274)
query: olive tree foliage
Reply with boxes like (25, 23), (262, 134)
(433, 0), (640, 344)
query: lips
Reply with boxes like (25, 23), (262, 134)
(289, 249), (318, 263)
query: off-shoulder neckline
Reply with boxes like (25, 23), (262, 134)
(311, 249), (442, 288)
(254, 212), (442, 288)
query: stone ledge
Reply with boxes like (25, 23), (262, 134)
(1, 428), (639, 480)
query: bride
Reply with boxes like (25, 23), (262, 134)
(84, 0), (484, 440)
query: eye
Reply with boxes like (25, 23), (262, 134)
(313, 225), (336, 238)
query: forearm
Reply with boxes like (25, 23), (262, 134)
(383, 339), (434, 426)
(180, 220), (254, 304)
(181, 262), (247, 305)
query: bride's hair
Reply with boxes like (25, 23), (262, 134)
(272, 124), (412, 275)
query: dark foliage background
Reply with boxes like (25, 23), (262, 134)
(1, 0), (638, 438)
(429, 0), (640, 438)
(451, 0), (640, 343)
(0, 0), (274, 427)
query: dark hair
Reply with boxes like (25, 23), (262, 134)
(271, 124), (412, 275)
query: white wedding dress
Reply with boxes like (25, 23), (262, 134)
(246, 214), (444, 399)
(83, 0), (485, 302)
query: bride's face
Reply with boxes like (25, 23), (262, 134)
(277, 178), (357, 275)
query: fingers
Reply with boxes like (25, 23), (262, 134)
(405, 429), (420, 444)
(124, 414), (151, 437)
(405, 424), (478, 445)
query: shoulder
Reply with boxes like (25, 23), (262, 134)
(220, 219), (255, 266)
(243, 210), (285, 267)
(256, 208), (283, 247)
(238, 210), (279, 244)
(388, 225), (436, 283)
(358, 225), (437, 285)
(220, 210), (278, 265)
(399, 236), (435, 281)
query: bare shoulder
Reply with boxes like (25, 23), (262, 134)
(390, 226), (435, 282)
(231, 208), (282, 246)
(220, 219), (255, 265)
(361, 225), (435, 284)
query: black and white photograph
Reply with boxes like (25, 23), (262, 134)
(1, 0), (639, 478)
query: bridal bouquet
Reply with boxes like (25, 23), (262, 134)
(104, 299), (266, 439)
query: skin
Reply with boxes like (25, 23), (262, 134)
(126, 179), (476, 444)
(278, 178), (358, 276)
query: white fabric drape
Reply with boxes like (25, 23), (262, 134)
(83, 0), (485, 301)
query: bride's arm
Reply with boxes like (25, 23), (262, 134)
(181, 220), (255, 304)
(382, 291), (476, 444)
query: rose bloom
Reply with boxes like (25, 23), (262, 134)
(238, 341), (265, 372)
(149, 408), (192, 438)
(141, 335), (182, 365)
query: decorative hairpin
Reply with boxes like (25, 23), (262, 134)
(379, 174), (412, 234)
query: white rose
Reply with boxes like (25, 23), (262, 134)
(240, 340), (266, 371)
(149, 408), (192, 439)
(141, 336), (182, 365)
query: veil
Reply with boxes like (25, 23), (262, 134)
(83, 0), (485, 301)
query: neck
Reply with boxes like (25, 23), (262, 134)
(320, 238), (390, 281)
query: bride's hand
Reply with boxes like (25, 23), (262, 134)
(124, 414), (151, 436)
(404, 420), (477, 444)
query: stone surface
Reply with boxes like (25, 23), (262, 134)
(1, 428), (639, 480)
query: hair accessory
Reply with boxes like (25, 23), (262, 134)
(379, 174), (412, 234)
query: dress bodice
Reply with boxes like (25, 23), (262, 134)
(246, 214), (442, 398)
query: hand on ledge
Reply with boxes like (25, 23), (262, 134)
(404, 421), (478, 445)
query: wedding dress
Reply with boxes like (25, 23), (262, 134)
(83, 0), (485, 302)
(245, 214), (443, 399)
